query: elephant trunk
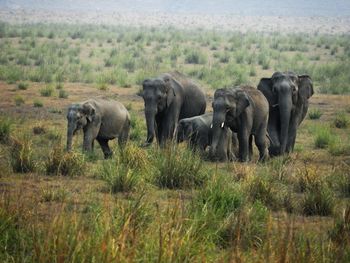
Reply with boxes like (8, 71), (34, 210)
(209, 112), (226, 161)
(278, 95), (292, 155)
(66, 123), (76, 152)
(145, 108), (157, 145)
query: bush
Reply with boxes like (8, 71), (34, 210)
(33, 99), (43, 107)
(40, 86), (54, 97)
(308, 108), (322, 120)
(218, 201), (269, 249)
(45, 144), (85, 176)
(0, 118), (12, 143)
(329, 206), (350, 245)
(17, 82), (28, 90)
(301, 183), (335, 216)
(10, 135), (36, 173)
(100, 156), (140, 193)
(151, 145), (207, 189)
(185, 49), (207, 64)
(313, 126), (335, 149)
(14, 95), (24, 106)
(58, 89), (69, 99)
(333, 112), (349, 129)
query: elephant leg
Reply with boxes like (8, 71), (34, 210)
(249, 135), (253, 161)
(118, 119), (130, 147)
(83, 123), (100, 152)
(255, 130), (268, 162)
(97, 138), (112, 159)
(238, 129), (249, 162)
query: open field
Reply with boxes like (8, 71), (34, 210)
(0, 23), (350, 262)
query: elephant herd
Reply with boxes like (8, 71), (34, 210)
(66, 71), (313, 162)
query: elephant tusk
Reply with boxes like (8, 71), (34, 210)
(272, 104), (279, 107)
(221, 122), (224, 128)
(210, 124), (213, 129)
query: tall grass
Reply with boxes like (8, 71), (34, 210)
(150, 145), (207, 189)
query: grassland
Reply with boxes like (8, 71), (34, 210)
(0, 22), (350, 262)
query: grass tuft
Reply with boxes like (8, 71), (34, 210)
(10, 135), (36, 173)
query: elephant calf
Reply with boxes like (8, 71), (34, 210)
(211, 86), (269, 162)
(177, 113), (237, 162)
(66, 98), (130, 159)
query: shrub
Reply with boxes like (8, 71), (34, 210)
(313, 126), (335, 149)
(193, 175), (243, 219)
(55, 82), (63, 90)
(333, 112), (349, 129)
(100, 156), (140, 193)
(151, 145), (207, 189)
(45, 144), (85, 176)
(10, 135), (36, 173)
(58, 89), (69, 99)
(33, 99), (43, 107)
(218, 201), (269, 249)
(308, 108), (322, 120)
(17, 82), (28, 90)
(245, 170), (280, 209)
(0, 118), (12, 143)
(40, 86), (54, 97)
(301, 183), (335, 216)
(14, 95), (24, 106)
(329, 206), (350, 245)
(185, 49), (207, 64)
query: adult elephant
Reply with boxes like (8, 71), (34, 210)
(140, 71), (206, 146)
(210, 86), (269, 162)
(66, 98), (130, 159)
(258, 72), (314, 156)
(177, 113), (236, 161)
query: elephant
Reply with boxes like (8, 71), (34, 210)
(66, 98), (130, 159)
(257, 72), (314, 156)
(176, 113), (237, 161)
(140, 71), (206, 146)
(210, 86), (269, 162)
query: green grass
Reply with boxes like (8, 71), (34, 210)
(333, 111), (349, 129)
(308, 108), (323, 120)
(39, 86), (54, 97)
(17, 82), (29, 90)
(0, 117), (12, 143)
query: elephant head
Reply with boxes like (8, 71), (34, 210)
(258, 72), (313, 155)
(176, 119), (194, 143)
(140, 75), (176, 145)
(66, 102), (96, 151)
(210, 87), (250, 161)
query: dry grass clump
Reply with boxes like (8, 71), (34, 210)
(9, 135), (36, 173)
(45, 143), (85, 176)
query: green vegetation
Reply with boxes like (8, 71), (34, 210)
(39, 86), (54, 97)
(17, 82), (28, 90)
(14, 95), (24, 106)
(0, 23), (349, 93)
(333, 111), (349, 128)
(0, 118), (12, 143)
(0, 23), (350, 262)
(308, 108), (322, 120)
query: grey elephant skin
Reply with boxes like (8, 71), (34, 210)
(141, 71), (206, 146)
(177, 113), (236, 161)
(258, 72), (313, 156)
(211, 86), (269, 162)
(66, 98), (130, 158)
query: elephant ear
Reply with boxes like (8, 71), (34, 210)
(235, 90), (251, 117)
(298, 75), (314, 99)
(81, 102), (96, 122)
(164, 76), (176, 107)
(257, 78), (276, 106)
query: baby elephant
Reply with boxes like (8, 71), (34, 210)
(66, 98), (130, 159)
(177, 113), (236, 162)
